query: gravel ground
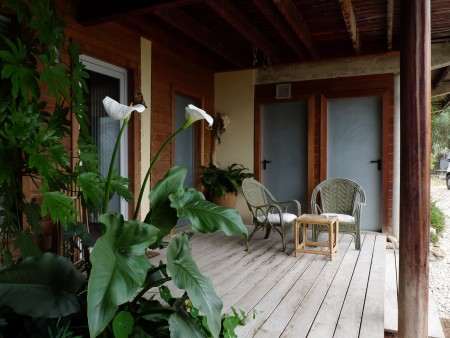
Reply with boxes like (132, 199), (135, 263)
(430, 177), (450, 319)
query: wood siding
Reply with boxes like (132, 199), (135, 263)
(254, 74), (395, 233)
(150, 43), (214, 186)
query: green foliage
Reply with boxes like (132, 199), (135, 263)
(167, 233), (223, 338)
(0, 2), (250, 338)
(200, 163), (254, 199)
(431, 108), (450, 169)
(87, 213), (159, 337)
(430, 201), (445, 243)
(0, 0), (100, 260)
(0, 253), (85, 317)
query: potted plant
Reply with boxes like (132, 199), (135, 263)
(200, 163), (254, 208)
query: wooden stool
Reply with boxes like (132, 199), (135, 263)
(294, 214), (339, 261)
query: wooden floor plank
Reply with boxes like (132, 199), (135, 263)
(333, 234), (376, 338)
(220, 246), (294, 310)
(384, 248), (399, 333)
(307, 234), (367, 338)
(147, 230), (390, 338)
(233, 238), (337, 337)
(359, 234), (386, 338)
(276, 235), (354, 338)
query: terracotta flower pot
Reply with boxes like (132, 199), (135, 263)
(211, 192), (237, 208)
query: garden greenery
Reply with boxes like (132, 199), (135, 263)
(0, 1), (250, 337)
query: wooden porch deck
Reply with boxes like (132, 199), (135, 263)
(150, 227), (387, 337)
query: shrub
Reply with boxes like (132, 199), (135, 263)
(430, 201), (445, 243)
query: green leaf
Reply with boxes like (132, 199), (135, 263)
(41, 191), (78, 229)
(28, 152), (53, 175)
(113, 311), (134, 338)
(167, 233), (223, 338)
(110, 175), (133, 202)
(23, 200), (42, 233)
(76, 172), (104, 207)
(87, 213), (160, 338)
(222, 316), (240, 338)
(13, 229), (42, 259)
(169, 189), (248, 241)
(62, 221), (95, 248)
(146, 166), (186, 246)
(168, 312), (205, 338)
(0, 253), (85, 317)
(39, 62), (70, 100)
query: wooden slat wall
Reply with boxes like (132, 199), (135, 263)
(254, 74), (395, 233)
(22, 1), (144, 251)
(150, 43), (214, 186)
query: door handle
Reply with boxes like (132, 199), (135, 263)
(370, 159), (382, 171)
(262, 159), (272, 170)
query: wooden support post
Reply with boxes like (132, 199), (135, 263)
(398, 0), (431, 337)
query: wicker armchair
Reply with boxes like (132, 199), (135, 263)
(242, 178), (301, 252)
(311, 178), (366, 250)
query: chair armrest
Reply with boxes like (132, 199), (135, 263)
(277, 199), (301, 216)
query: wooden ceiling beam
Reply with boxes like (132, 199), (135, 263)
(432, 66), (450, 90)
(339, 0), (361, 54)
(387, 0), (394, 51)
(251, 0), (309, 60)
(205, 0), (284, 63)
(155, 8), (248, 68)
(272, 0), (319, 59)
(122, 17), (216, 69)
(77, 0), (202, 26)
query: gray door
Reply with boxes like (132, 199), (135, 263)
(174, 94), (199, 227)
(327, 96), (382, 231)
(262, 101), (308, 211)
(174, 94), (198, 189)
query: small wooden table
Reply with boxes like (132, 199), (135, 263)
(294, 214), (339, 261)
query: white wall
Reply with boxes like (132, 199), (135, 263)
(214, 70), (256, 224)
(140, 38), (152, 220)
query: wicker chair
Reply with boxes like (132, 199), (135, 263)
(242, 178), (301, 252)
(311, 178), (366, 250)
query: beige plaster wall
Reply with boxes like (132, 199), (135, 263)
(214, 70), (256, 224)
(140, 38), (151, 220)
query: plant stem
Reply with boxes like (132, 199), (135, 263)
(103, 116), (129, 214)
(133, 124), (187, 219)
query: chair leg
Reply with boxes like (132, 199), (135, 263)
(312, 225), (318, 242)
(281, 226), (286, 252)
(355, 232), (361, 250)
(248, 221), (260, 241)
(264, 225), (272, 239)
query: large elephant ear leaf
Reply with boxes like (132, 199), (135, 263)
(170, 188), (248, 241)
(0, 253), (85, 318)
(146, 166), (187, 246)
(169, 312), (206, 338)
(167, 233), (223, 338)
(87, 213), (160, 338)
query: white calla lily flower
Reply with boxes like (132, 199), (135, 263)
(185, 104), (213, 128)
(103, 96), (145, 121)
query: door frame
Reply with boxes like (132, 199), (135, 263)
(171, 84), (205, 187)
(320, 89), (392, 233)
(254, 94), (316, 210)
(254, 74), (395, 233)
(79, 54), (130, 219)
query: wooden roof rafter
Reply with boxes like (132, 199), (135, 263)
(154, 8), (249, 68)
(205, 0), (284, 63)
(339, 0), (361, 54)
(250, 0), (309, 60)
(77, 0), (202, 26)
(272, 0), (319, 59)
(387, 0), (394, 51)
(121, 16), (216, 70)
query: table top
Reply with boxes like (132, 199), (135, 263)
(296, 213), (338, 224)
